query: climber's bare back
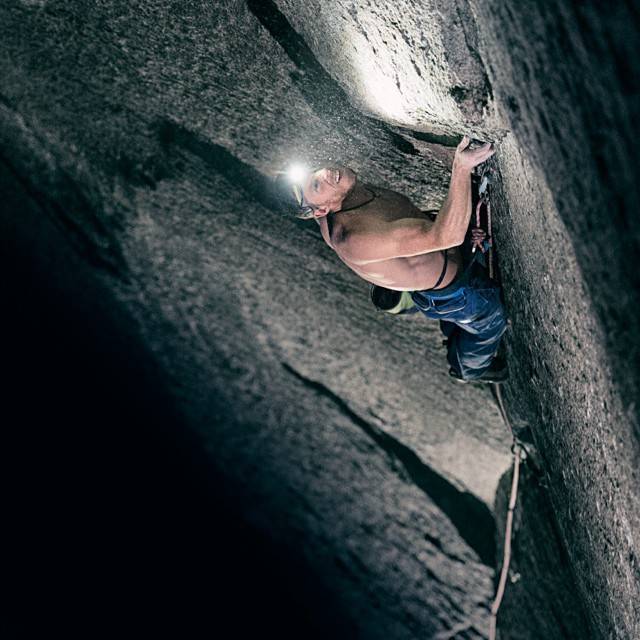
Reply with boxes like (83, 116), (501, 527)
(317, 185), (462, 291)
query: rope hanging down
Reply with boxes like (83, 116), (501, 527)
(489, 385), (524, 640)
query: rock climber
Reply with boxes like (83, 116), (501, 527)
(285, 136), (508, 383)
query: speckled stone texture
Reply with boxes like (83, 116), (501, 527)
(467, 2), (640, 637)
(273, 0), (492, 135)
(1, 0), (638, 638)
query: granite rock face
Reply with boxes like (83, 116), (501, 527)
(274, 0), (493, 135)
(467, 2), (640, 637)
(1, 1), (638, 638)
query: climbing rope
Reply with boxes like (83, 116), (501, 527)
(489, 385), (525, 640)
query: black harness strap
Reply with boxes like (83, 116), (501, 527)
(326, 211), (334, 242)
(431, 250), (449, 289)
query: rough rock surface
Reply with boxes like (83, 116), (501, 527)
(1, 0), (639, 638)
(274, 0), (492, 134)
(493, 463), (594, 639)
(468, 2), (640, 637)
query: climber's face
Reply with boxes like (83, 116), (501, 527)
(298, 166), (357, 218)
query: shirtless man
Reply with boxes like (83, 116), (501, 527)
(290, 136), (507, 382)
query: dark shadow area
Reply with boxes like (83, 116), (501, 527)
(0, 95), (128, 280)
(282, 363), (497, 566)
(1, 163), (356, 638)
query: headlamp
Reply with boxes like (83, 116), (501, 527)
(286, 163), (308, 185)
(284, 164), (316, 218)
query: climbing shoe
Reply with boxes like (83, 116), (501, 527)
(449, 356), (509, 384)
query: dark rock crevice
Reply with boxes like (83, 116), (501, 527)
(396, 127), (461, 148)
(281, 362), (497, 567)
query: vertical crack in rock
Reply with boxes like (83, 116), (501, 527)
(245, 0), (420, 157)
(282, 362), (497, 566)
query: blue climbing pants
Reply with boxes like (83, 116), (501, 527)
(410, 268), (507, 380)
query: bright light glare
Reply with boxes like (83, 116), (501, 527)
(354, 52), (409, 124)
(287, 164), (308, 184)
(363, 69), (406, 122)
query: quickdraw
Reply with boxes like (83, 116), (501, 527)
(472, 163), (495, 280)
